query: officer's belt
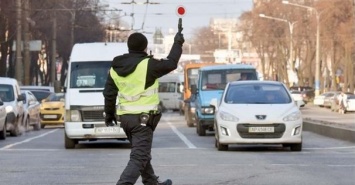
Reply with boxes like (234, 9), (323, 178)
(119, 88), (158, 102)
(119, 104), (158, 111)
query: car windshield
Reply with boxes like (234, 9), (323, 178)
(225, 83), (292, 104)
(45, 93), (64, 102)
(0, 84), (14, 102)
(201, 69), (257, 91)
(31, 91), (52, 102)
(70, 61), (111, 88)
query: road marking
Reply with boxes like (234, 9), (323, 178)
(0, 129), (59, 150)
(305, 146), (355, 150)
(167, 121), (197, 149)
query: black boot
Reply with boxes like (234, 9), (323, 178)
(157, 179), (172, 185)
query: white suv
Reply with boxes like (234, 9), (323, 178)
(0, 77), (25, 136)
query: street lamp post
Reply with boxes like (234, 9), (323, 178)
(282, 0), (322, 96)
(259, 14), (297, 72)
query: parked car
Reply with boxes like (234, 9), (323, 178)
(323, 91), (341, 108)
(0, 77), (25, 136)
(211, 81), (302, 151)
(21, 90), (41, 131)
(0, 98), (7, 140)
(313, 92), (335, 107)
(329, 92), (354, 112)
(40, 93), (65, 128)
(289, 90), (305, 107)
(30, 90), (53, 102)
(289, 86), (314, 103)
(345, 94), (355, 113)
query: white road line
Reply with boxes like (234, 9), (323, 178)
(167, 121), (197, 149)
(0, 129), (59, 150)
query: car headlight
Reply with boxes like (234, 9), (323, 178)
(66, 110), (82, 122)
(201, 107), (214, 114)
(283, 111), (301, 122)
(5, 105), (13, 113)
(219, 111), (239, 122)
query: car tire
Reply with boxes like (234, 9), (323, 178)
(215, 138), (228, 151)
(290, 143), (302, 151)
(10, 117), (21, 136)
(0, 120), (6, 140)
(33, 122), (41, 131)
(65, 132), (77, 149)
(197, 121), (206, 136)
(25, 117), (30, 132)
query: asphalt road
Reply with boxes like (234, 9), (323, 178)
(0, 110), (354, 185)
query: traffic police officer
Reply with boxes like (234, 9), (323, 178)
(103, 25), (184, 185)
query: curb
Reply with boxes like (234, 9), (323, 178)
(303, 119), (355, 143)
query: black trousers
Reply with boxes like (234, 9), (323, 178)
(117, 114), (158, 185)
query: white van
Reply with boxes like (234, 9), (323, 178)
(158, 73), (184, 112)
(0, 77), (25, 136)
(64, 42), (127, 149)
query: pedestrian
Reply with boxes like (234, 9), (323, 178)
(238, 73), (248, 81)
(337, 91), (348, 114)
(103, 22), (184, 185)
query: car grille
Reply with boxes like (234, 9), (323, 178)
(237, 123), (285, 139)
(81, 110), (104, 122)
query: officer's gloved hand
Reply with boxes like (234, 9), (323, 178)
(174, 32), (185, 46)
(105, 113), (117, 127)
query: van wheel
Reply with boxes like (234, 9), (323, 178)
(65, 132), (77, 149)
(197, 121), (206, 136)
(0, 120), (6, 140)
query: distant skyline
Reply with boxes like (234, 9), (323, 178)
(103, 0), (253, 39)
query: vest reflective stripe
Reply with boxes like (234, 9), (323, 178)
(119, 88), (158, 102)
(110, 58), (159, 115)
(119, 104), (158, 112)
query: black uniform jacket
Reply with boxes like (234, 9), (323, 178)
(103, 43), (183, 116)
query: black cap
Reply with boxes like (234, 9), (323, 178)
(127, 32), (148, 51)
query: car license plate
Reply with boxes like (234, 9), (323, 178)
(43, 115), (57, 119)
(95, 127), (120, 134)
(248, 127), (274, 133)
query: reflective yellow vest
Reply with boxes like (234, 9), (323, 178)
(109, 58), (159, 115)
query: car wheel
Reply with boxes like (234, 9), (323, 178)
(25, 117), (30, 132)
(65, 132), (77, 149)
(216, 138), (228, 151)
(33, 122), (41, 131)
(0, 120), (6, 140)
(290, 143), (302, 151)
(10, 117), (21, 136)
(197, 121), (206, 136)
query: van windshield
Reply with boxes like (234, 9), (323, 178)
(70, 61), (111, 88)
(0, 84), (14, 102)
(201, 69), (257, 91)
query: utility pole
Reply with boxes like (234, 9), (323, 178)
(23, 0), (31, 85)
(51, 11), (57, 87)
(15, 0), (22, 83)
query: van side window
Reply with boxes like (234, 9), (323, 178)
(159, 82), (176, 93)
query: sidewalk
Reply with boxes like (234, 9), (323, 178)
(301, 105), (355, 143)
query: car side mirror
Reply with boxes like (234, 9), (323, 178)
(41, 99), (46, 103)
(17, 94), (25, 101)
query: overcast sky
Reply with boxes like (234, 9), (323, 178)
(103, 0), (253, 39)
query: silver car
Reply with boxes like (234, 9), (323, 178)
(21, 90), (41, 131)
(0, 98), (7, 140)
